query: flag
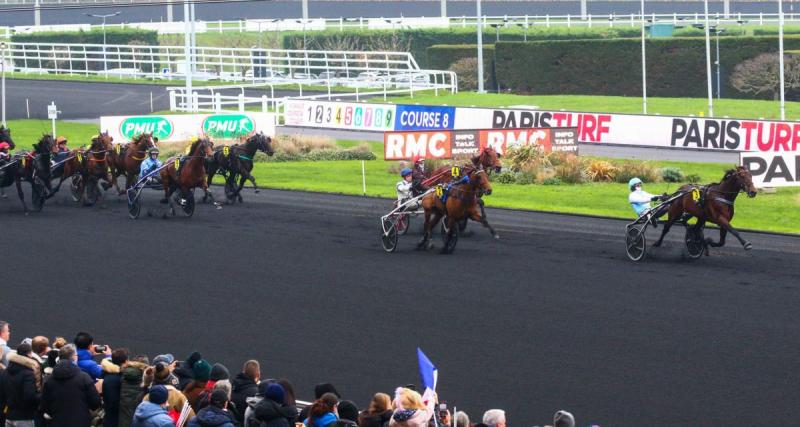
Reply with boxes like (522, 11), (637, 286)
(417, 347), (438, 391)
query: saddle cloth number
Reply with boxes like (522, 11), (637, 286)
(184, 145), (192, 155)
(77, 153), (83, 162)
(435, 184), (444, 198)
(451, 166), (460, 178)
(223, 146), (230, 157)
(174, 159), (180, 170)
(114, 144), (121, 154)
(691, 188), (701, 202)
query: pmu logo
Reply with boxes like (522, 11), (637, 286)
(120, 116), (172, 140)
(202, 114), (255, 138)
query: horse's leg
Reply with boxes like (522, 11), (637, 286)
(204, 166), (216, 203)
(202, 178), (222, 208)
(440, 215), (456, 254)
(15, 177), (29, 213)
(247, 172), (259, 194)
(712, 216), (751, 251)
(706, 227), (727, 248)
(470, 204), (499, 239)
(416, 203), (436, 250)
(236, 174), (246, 203)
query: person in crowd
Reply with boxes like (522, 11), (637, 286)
(174, 352), (202, 391)
(332, 400), (358, 427)
(231, 360), (260, 425)
(132, 385), (174, 427)
(388, 388), (433, 427)
(245, 382), (298, 427)
(102, 348), (129, 427)
(358, 393), (393, 427)
(304, 392), (339, 427)
(145, 360), (181, 390)
(482, 410), (506, 427)
(275, 379), (297, 408)
(118, 356), (150, 427)
(183, 359), (212, 411)
(553, 410), (574, 427)
(454, 411), (470, 427)
(0, 343), (42, 427)
(30, 336), (50, 366)
(299, 383), (340, 421)
(0, 321), (12, 369)
(188, 388), (236, 427)
(194, 363), (230, 411)
(40, 344), (102, 427)
(73, 332), (112, 382)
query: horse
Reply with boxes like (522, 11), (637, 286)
(160, 137), (220, 215)
(0, 126), (15, 199)
(416, 168), (497, 254)
(51, 132), (116, 204)
(108, 132), (156, 195)
(652, 166), (758, 254)
(204, 132), (274, 204)
(0, 134), (55, 213)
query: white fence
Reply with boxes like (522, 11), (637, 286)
(5, 12), (800, 38)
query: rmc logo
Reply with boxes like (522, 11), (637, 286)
(202, 114), (255, 138)
(120, 116), (173, 140)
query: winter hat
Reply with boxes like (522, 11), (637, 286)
(209, 363), (230, 381)
(210, 388), (229, 408)
(337, 400), (359, 423)
(185, 351), (202, 368)
(192, 359), (212, 381)
(553, 410), (575, 427)
(153, 354), (174, 365)
(148, 385), (169, 405)
(264, 383), (285, 404)
(314, 382), (340, 399)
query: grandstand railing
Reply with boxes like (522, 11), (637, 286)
(3, 12), (800, 38)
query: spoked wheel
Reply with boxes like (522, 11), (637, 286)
(224, 177), (237, 202)
(395, 213), (410, 235)
(684, 225), (705, 260)
(180, 190), (196, 217)
(127, 189), (142, 219)
(380, 218), (399, 253)
(31, 182), (46, 212)
(442, 223), (459, 254)
(625, 224), (647, 261)
(458, 218), (468, 233)
(83, 180), (99, 206)
(70, 175), (83, 203)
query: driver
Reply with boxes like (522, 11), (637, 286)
(629, 177), (669, 227)
(0, 142), (10, 183)
(139, 147), (162, 184)
(410, 155), (428, 196)
(396, 168), (413, 204)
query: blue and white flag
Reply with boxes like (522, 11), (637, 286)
(417, 347), (438, 398)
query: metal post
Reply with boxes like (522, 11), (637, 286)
(581, 0), (587, 20)
(190, 1), (197, 73)
(724, 0), (730, 18)
(441, 0), (446, 18)
(167, 0), (173, 23)
(302, 0), (309, 20)
(34, 0), (41, 27)
(704, 0), (714, 117)
(476, 0), (485, 93)
(641, 0), (647, 114)
(183, 0), (193, 111)
(780, 0), (786, 120)
(716, 30), (721, 99)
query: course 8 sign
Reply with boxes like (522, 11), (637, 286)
(283, 100), (395, 131)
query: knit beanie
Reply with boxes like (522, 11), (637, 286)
(337, 400), (359, 423)
(264, 383), (285, 404)
(192, 359), (212, 381)
(314, 382), (340, 399)
(149, 385), (169, 405)
(185, 352), (202, 368)
(209, 363), (230, 381)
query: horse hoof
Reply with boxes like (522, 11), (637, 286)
(744, 242), (753, 251)
(652, 242), (661, 248)
(214, 203), (222, 210)
(159, 198), (168, 204)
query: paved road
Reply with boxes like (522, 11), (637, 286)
(2, 187), (798, 426)
(3, 78), (317, 120)
(0, 1), (791, 26)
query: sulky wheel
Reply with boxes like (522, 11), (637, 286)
(127, 194), (142, 219)
(380, 218), (399, 253)
(70, 175), (83, 203)
(442, 223), (459, 254)
(181, 190), (196, 217)
(83, 180), (99, 206)
(684, 225), (705, 260)
(625, 225), (647, 261)
(396, 213), (410, 236)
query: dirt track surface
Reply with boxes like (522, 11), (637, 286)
(2, 187), (799, 426)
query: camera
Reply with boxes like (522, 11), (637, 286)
(94, 345), (107, 353)
(437, 403), (448, 420)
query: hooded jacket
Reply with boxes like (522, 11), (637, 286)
(245, 397), (296, 427)
(118, 361), (148, 427)
(388, 407), (434, 427)
(102, 359), (123, 427)
(132, 401), (175, 427)
(143, 385), (196, 421)
(40, 360), (102, 427)
(304, 412), (338, 427)
(188, 405), (236, 427)
(1, 353), (42, 420)
(76, 349), (104, 382)
(231, 373), (258, 425)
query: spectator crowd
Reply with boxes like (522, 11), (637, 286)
(0, 321), (578, 427)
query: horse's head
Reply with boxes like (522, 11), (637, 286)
(0, 125), (14, 150)
(470, 169), (492, 196)
(730, 165), (757, 198)
(252, 132), (274, 156)
(473, 147), (502, 173)
(191, 137), (214, 157)
(98, 131), (114, 149)
(134, 132), (157, 150)
(35, 134), (56, 156)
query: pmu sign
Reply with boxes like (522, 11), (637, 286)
(740, 152), (800, 187)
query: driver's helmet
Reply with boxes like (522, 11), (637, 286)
(0, 142), (9, 152)
(148, 147), (160, 157)
(400, 168), (413, 178)
(56, 136), (67, 146)
(628, 177), (643, 191)
(411, 155), (424, 165)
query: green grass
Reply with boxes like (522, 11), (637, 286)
(5, 119), (796, 234)
(384, 92), (800, 120)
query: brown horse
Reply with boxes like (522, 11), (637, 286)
(160, 137), (220, 215)
(108, 132), (156, 194)
(653, 166), (758, 253)
(422, 147), (502, 188)
(52, 132), (116, 203)
(417, 169), (495, 254)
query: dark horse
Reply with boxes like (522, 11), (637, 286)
(108, 132), (156, 194)
(160, 137), (220, 215)
(0, 134), (55, 213)
(417, 169), (496, 254)
(0, 126), (15, 199)
(51, 132), (115, 205)
(204, 132), (274, 204)
(653, 166), (758, 254)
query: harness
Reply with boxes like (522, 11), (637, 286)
(438, 175), (470, 204)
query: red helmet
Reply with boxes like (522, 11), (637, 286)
(411, 155), (424, 164)
(0, 142), (9, 150)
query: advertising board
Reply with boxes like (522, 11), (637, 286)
(740, 152), (800, 187)
(100, 113), (276, 144)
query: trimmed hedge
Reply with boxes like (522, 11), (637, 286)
(426, 44), (495, 88)
(494, 36), (800, 98)
(12, 29), (159, 72)
(281, 27), (642, 68)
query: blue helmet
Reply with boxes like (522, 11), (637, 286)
(400, 168), (413, 177)
(628, 177), (643, 190)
